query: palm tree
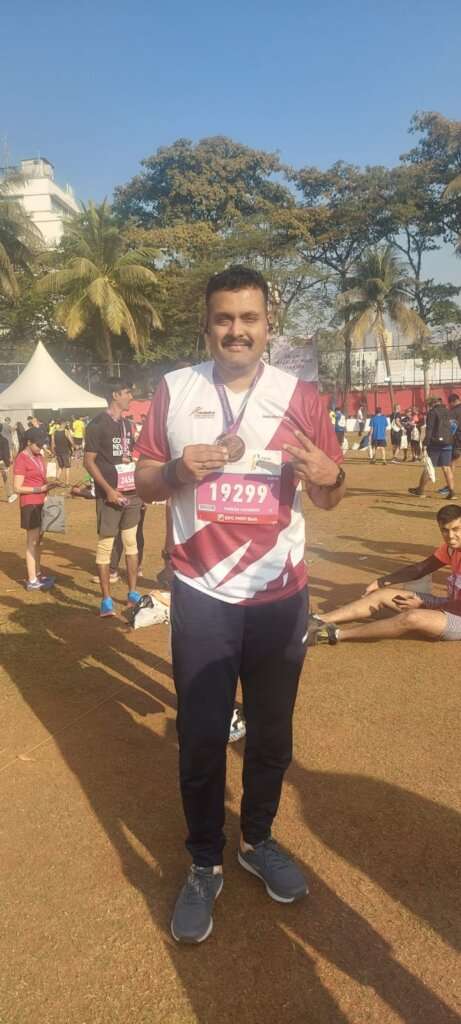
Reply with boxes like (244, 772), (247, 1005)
(339, 245), (430, 408)
(37, 201), (161, 369)
(0, 173), (42, 300)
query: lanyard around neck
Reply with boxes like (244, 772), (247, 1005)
(26, 450), (43, 472)
(213, 362), (264, 436)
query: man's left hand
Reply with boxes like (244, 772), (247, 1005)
(284, 431), (340, 487)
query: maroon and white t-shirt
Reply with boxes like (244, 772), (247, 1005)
(137, 361), (342, 605)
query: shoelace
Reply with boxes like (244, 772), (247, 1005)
(183, 868), (217, 905)
(255, 839), (291, 875)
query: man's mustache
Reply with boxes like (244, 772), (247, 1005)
(222, 337), (252, 347)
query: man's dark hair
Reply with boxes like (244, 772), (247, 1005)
(427, 396), (442, 407)
(448, 393), (460, 403)
(436, 504), (461, 526)
(104, 377), (134, 402)
(205, 265), (269, 306)
(375, 406), (382, 414)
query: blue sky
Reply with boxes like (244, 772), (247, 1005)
(2, 0), (460, 283)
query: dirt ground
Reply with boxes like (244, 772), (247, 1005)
(0, 455), (460, 1024)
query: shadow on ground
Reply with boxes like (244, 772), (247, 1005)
(1, 593), (460, 1023)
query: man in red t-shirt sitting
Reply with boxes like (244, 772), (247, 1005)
(13, 428), (56, 591)
(309, 504), (461, 644)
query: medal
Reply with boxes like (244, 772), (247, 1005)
(216, 433), (246, 462)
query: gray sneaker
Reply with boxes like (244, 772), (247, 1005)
(238, 838), (308, 903)
(171, 865), (223, 943)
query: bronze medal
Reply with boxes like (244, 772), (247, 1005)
(217, 433), (246, 462)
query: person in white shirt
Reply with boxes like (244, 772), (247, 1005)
(136, 266), (345, 943)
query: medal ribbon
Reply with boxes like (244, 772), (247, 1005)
(213, 361), (264, 436)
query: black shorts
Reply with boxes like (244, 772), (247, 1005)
(96, 495), (142, 538)
(20, 504), (43, 530)
(391, 431), (402, 446)
(372, 439), (386, 448)
(73, 437), (83, 448)
(56, 452), (71, 469)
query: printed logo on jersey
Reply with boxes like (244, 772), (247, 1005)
(190, 407), (216, 418)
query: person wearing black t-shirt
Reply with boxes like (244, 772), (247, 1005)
(84, 378), (142, 616)
(51, 418), (74, 485)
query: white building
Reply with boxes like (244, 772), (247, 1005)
(1, 157), (80, 246)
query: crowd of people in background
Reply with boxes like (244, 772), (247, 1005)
(330, 393), (460, 498)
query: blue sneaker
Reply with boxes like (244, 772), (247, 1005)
(127, 590), (142, 606)
(38, 575), (55, 590)
(100, 597), (115, 617)
(26, 576), (55, 592)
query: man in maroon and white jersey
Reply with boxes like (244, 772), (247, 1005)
(136, 266), (345, 944)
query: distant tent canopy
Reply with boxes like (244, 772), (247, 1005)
(0, 342), (106, 423)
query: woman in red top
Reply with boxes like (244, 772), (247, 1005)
(13, 428), (56, 591)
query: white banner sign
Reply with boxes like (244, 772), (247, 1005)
(268, 336), (318, 382)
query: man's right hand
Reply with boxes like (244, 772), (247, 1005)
(176, 444), (228, 483)
(105, 487), (127, 506)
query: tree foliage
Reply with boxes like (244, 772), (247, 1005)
(113, 136), (293, 228)
(0, 173), (42, 302)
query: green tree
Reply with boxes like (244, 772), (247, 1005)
(113, 136), (293, 227)
(291, 162), (390, 408)
(125, 220), (224, 360)
(0, 173), (41, 301)
(402, 112), (461, 249)
(36, 201), (161, 370)
(341, 245), (430, 408)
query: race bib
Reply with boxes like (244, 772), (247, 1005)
(115, 461), (136, 492)
(196, 449), (281, 525)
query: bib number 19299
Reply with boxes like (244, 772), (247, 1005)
(209, 481), (268, 504)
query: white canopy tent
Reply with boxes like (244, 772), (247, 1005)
(0, 342), (106, 424)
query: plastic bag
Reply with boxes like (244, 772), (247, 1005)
(422, 451), (436, 483)
(130, 593), (170, 629)
(41, 495), (66, 533)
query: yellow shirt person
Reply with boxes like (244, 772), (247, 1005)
(72, 417), (85, 448)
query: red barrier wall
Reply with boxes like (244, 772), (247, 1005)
(321, 384), (461, 415)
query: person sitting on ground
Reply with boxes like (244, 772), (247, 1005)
(13, 427), (57, 591)
(369, 407), (388, 463)
(308, 503), (461, 645)
(409, 396), (455, 499)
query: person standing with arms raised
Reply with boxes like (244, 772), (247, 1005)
(136, 267), (345, 944)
